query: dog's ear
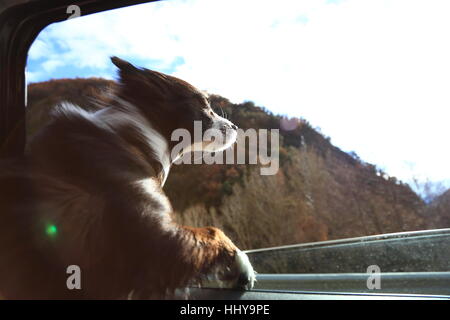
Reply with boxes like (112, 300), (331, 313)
(111, 57), (198, 103)
(111, 56), (169, 101)
(111, 56), (145, 83)
(111, 56), (138, 73)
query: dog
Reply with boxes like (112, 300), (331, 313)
(0, 57), (255, 299)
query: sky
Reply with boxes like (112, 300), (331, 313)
(26, 0), (450, 195)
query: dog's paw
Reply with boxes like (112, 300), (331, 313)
(233, 249), (257, 290)
(203, 249), (256, 290)
(188, 227), (256, 290)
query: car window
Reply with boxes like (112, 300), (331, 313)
(25, 0), (450, 297)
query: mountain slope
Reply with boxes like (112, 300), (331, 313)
(426, 189), (450, 228)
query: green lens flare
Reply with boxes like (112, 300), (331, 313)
(46, 224), (58, 237)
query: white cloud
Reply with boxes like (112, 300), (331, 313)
(28, 39), (51, 60)
(27, 0), (450, 189)
(41, 59), (65, 73)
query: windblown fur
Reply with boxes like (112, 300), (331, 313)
(0, 57), (255, 299)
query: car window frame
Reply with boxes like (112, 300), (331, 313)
(1, 0), (449, 300)
(0, 0), (156, 158)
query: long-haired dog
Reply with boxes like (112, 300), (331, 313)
(0, 57), (255, 299)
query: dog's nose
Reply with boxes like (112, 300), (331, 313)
(231, 124), (238, 130)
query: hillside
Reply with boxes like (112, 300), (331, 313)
(25, 78), (448, 249)
(426, 190), (450, 228)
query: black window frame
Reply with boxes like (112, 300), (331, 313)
(0, 0), (156, 158)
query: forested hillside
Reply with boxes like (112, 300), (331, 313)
(26, 78), (449, 249)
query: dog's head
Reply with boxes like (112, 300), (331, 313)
(111, 57), (237, 160)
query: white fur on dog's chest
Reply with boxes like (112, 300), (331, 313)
(137, 178), (172, 213)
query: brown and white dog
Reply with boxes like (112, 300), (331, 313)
(0, 57), (255, 299)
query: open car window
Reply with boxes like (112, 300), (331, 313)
(1, 0), (449, 301)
